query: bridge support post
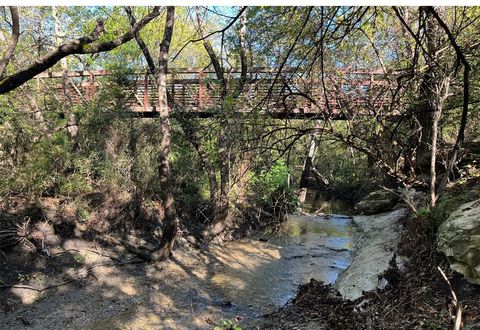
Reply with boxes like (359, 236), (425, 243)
(198, 70), (203, 112)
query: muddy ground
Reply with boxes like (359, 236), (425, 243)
(0, 194), (253, 329)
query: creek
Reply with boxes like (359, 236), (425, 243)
(203, 191), (354, 324)
(210, 214), (353, 322)
(0, 192), (356, 330)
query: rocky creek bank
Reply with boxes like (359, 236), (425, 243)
(266, 188), (480, 329)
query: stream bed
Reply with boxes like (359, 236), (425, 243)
(209, 213), (354, 321)
(1, 203), (355, 329)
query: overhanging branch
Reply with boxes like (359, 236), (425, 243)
(0, 6), (160, 94)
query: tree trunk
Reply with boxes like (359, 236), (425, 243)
(178, 118), (220, 218)
(415, 9), (439, 175)
(0, 7), (19, 78)
(416, 69), (435, 174)
(300, 132), (318, 189)
(194, 8), (246, 239)
(124, 6), (179, 260)
(53, 7), (78, 140)
(150, 6), (178, 261)
(427, 7), (471, 202)
(429, 109), (439, 207)
(208, 124), (230, 237)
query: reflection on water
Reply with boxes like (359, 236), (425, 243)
(210, 213), (353, 318)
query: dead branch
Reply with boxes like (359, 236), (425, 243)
(437, 266), (463, 330)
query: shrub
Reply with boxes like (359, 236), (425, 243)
(253, 159), (299, 214)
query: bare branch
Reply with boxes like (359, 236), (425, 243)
(172, 6), (246, 62)
(427, 6), (471, 201)
(125, 6), (157, 75)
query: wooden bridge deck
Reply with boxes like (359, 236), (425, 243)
(35, 68), (394, 119)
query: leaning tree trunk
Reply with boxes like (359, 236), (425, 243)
(0, 7), (19, 78)
(300, 132), (318, 189)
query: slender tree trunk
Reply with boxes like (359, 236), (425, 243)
(178, 118), (219, 214)
(53, 7), (78, 140)
(427, 7), (471, 202)
(300, 132), (318, 189)
(125, 6), (177, 261)
(151, 6), (178, 260)
(430, 74), (451, 207)
(415, 9), (439, 175)
(430, 109), (439, 207)
(0, 7), (19, 78)
(209, 125), (230, 237)
(416, 72), (435, 174)
(194, 8), (246, 239)
(298, 132), (318, 203)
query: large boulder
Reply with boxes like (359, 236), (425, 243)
(335, 208), (409, 300)
(437, 199), (480, 285)
(354, 190), (399, 215)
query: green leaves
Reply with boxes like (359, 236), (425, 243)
(213, 319), (242, 330)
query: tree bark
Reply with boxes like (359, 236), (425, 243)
(427, 7), (471, 202)
(429, 109), (439, 207)
(300, 132), (318, 189)
(178, 118), (219, 211)
(415, 9), (439, 174)
(124, 6), (156, 75)
(53, 7), (78, 140)
(122, 6), (177, 261)
(194, 8), (237, 239)
(0, 6), (19, 78)
(149, 6), (178, 261)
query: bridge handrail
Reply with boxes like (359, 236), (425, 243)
(35, 67), (397, 79)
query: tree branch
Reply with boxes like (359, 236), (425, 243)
(0, 6), (20, 78)
(0, 6), (160, 94)
(172, 7), (246, 62)
(124, 6), (157, 75)
(426, 6), (471, 201)
(234, 8), (248, 97)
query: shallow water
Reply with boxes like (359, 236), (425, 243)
(209, 213), (353, 319)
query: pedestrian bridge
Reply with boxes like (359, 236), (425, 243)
(36, 67), (394, 120)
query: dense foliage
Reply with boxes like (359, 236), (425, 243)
(0, 5), (479, 242)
